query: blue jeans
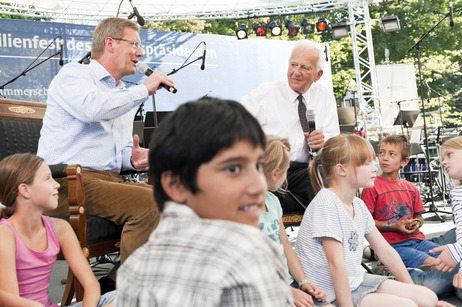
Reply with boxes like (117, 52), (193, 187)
(408, 266), (461, 298)
(391, 239), (441, 268)
(430, 227), (456, 245)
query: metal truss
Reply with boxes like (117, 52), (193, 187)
(0, 1), (389, 23)
(347, 1), (382, 130)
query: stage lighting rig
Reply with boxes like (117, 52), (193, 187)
(380, 15), (401, 32)
(316, 18), (328, 32)
(332, 22), (349, 39)
(268, 21), (282, 36)
(285, 19), (300, 36)
(301, 19), (315, 34)
(253, 23), (267, 36)
(235, 24), (248, 39)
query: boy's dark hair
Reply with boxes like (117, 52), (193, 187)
(149, 97), (266, 212)
(379, 134), (411, 160)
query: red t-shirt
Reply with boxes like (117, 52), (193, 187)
(361, 176), (425, 244)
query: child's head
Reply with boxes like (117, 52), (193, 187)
(441, 136), (462, 183)
(0, 153), (45, 213)
(379, 135), (411, 161)
(310, 134), (376, 193)
(377, 134), (411, 174)
(263, 135), (291, 192)
(149, 97), (267, 225)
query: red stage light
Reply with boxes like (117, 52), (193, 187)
(253, 23), (267, 36)
(316, 18), (328, 32)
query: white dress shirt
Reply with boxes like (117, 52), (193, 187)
(241, 80), (340, 163)
(38, 60), (149, 172)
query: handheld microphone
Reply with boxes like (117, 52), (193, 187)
(306, 109), (316, 133)
(306, 109), (318, 155)
(59, 42), (64, 66)
(201, 42), (207, 70)
(136, 62), (177, 94)
(449, 1), (454, 27)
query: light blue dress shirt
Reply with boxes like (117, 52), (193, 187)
(38, 60), (148, 173)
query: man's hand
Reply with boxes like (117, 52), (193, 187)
(304, 130), (325, 150)
(143, 69), (175, 96)
(131, 134), (149, 171)
(430, 245), (457, 272)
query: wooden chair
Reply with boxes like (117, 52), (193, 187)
(0, 98), (122, 306)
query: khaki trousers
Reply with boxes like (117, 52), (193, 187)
(45, 170), (160, 263)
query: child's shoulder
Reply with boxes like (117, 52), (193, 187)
(0, 221), (16, 247)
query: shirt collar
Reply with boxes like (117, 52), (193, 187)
(287, 82), (314, 104)
(89, 60), (125, 89)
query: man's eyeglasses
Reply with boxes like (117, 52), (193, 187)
(111, 37), (144, 51)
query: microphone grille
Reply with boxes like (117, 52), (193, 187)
(136, 62), (148, 74)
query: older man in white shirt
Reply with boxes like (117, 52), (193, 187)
(241, 40), (340, 215)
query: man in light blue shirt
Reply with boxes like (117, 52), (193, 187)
(38, 17), (175, 289)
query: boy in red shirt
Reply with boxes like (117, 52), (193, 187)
(362, 135), (459, 298)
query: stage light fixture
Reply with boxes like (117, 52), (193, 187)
(253, 23), (267, 36)
(380, 15), (401, 32)
(284, 19), (300, 36)
(332, 22), (349, 39)
(268, 21), (282, 36)
(301, 18), (315, 34)
(316, 18), (328, 32)
(235, 24), (248, 40)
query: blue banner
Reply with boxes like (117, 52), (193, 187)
(0, 18), (332, 111)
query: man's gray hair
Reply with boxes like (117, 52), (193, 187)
(290, 40), (325, 72)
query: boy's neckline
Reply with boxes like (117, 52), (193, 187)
(379, 174), (401, 181)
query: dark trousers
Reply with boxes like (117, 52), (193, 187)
(275, 161), (315, 215)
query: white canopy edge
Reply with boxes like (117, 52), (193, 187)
(0, 0), (387, 24)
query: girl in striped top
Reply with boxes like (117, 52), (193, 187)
(295, 134), (438, 306)
(430, 136), (462, 291)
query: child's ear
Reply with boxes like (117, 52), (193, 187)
(400, 156), (410, 168)
(160, 171), (187, 203)
(270, 168), (279, 181)
(335, 164), (347, 177)
(17, 183), (31, 199)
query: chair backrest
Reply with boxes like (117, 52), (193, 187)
(0, 98), (46, 160)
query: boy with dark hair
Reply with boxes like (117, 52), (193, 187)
(115, 97), (293, 306)
(361, 134), (459, 298)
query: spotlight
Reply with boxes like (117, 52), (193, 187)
(301, 19), (315, 34)
(316, 18), (328, 32)
(285, 19), (300, 36)
(253, 23), (267, 36)
(380, 15), (401, 32)
(235, 24), (248, 40)
(332, 22), (349, 39)
(268, 21), (282, 36)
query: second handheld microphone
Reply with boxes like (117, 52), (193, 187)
(136, 62), (177, 94)
(306, 109), (318, 156)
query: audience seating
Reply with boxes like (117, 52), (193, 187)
(0, 98), (122, 306)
